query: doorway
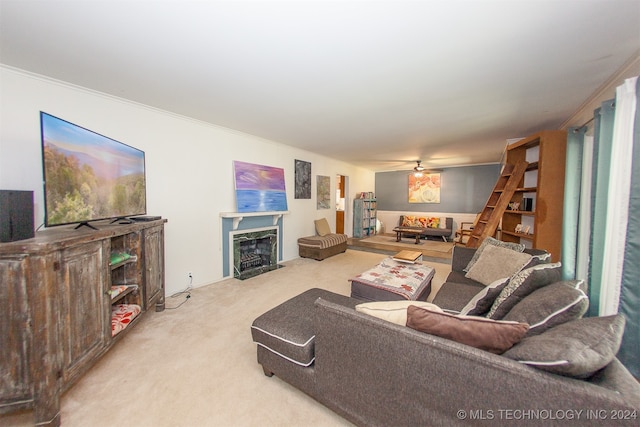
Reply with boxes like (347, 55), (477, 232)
(336, 174), (347, 234)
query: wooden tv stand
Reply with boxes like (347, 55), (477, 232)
(0, 219), (166, 426)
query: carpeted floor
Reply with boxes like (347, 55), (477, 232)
(2, 249), (452, 427)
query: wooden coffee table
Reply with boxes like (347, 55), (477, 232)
(393, 226), (427, 244)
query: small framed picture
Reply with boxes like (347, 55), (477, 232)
(515, 224), (523, 233)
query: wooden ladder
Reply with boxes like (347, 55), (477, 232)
(465, 160), (529, 248)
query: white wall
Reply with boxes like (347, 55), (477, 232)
(0, 66), (375, 295)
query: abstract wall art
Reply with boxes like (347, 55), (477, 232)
(316, 175), (330, 209)
(408, 173), (441, 203)
(294, 159), (311, 199)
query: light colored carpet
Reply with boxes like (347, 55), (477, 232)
(2, 250), (451, 427)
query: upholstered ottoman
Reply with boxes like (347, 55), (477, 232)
(349, 257), (435, 302)
(250, 288), (358, 394)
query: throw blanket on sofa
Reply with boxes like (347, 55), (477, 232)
(350, 258), (435, 300)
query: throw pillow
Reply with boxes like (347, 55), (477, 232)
(503, 280), (589, 336)
(503, 315), (625, 379)
(402, 216), (418, 227)
(439, 217), (447, 229)
(486, 262), (562, 319)
(406, 305), (529, 354)
(460, 277), (510, 316)
(464, 244), (532, 286)
(463, 237), (525, 272)
(427, 217), (440, 228)
(314, 218), (332, 236)
(356, 300), (442, 326)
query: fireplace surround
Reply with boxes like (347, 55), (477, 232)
(220, 211), (287, 278)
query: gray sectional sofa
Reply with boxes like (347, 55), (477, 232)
(251, 242), (640, 426)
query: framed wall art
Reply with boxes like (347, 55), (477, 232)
(408, 173), (441, 203)
(233, 160), (288, 212)
(316, 175), (330, 209)
(294, 159), (311, 199)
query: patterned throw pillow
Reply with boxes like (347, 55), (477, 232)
(417, 217), (428, 227)
(486, 262), (562, 319)
(427, 217), (440, 228)
(402, 216), (416, 227)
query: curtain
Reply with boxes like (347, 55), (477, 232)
(616, 77), (640, 376)
(561, 127), (585, 280)
(569, 76), (639, 377)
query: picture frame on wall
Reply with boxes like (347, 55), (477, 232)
(408, 173), (441, 203)
(316, 175), (330, 209)
(294, 159), (311, 199)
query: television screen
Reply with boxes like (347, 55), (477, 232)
(40, 112), (146, 228)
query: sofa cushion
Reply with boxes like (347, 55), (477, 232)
(487, 262), (562, 319)
(460, 277), (510, 316)
(356, 300), (442, 325)
(503, 280), (589, 336)
(406, 305), (528, 354)
(314, 218), (332, 236)
(503, 315), (625, 378)
(431, 279), (485, 313)
(464, 244), (532, 286)
(463, 236), (525, 272)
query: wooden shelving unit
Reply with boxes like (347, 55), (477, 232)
(353, 197), (377, 238)
(501, 130), (567, 262)
(0, 219), (166, 426)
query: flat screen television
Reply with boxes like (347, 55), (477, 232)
(40, 112), (146, 229)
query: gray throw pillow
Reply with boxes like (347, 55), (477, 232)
(503, 280), (589, 336)
(460, 277), (510, 316)
(463, 237), (525, 272)
(487, 262), (562, 319)
(503, 315), (625, 378)
(464, 244), (532, 286)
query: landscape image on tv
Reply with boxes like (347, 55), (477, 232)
(41, 112), (146, 227)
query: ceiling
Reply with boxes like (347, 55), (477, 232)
(1, 1), (639, 172)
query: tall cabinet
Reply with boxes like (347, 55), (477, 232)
(353, 197), (377, 238)
(501, 130), (567, 262)
(0, 219), (166, 426)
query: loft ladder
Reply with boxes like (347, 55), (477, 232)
(465, 160), (529, 248)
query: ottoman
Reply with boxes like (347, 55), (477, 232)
(349, 257), (435, 302)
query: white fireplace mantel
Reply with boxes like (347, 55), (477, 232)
(220, 211), (289, 230)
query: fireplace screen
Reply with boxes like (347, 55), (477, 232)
(232, 228), (280, 279)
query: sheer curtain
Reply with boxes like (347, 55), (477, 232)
(562, 76), (639, 377)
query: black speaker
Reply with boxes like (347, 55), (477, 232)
(0, 190), (35, 242)
(522, 197), (533, 212)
